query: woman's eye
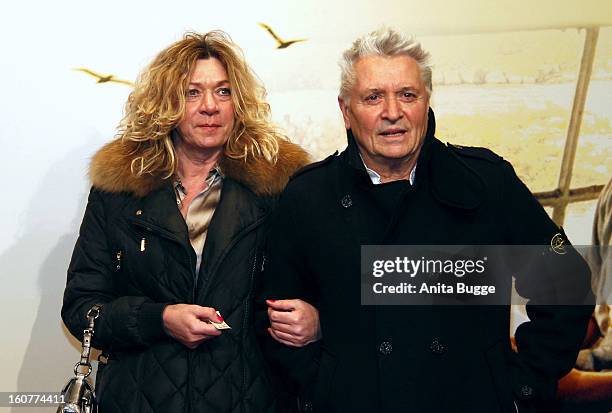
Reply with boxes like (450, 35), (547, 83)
(217, 88), (231, 96)
(186, 89), (200, 99)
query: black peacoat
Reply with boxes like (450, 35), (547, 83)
(259, 109), (593, 413)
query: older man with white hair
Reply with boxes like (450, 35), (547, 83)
(260, 28), (594, 413)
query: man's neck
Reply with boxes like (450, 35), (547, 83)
(360, 153), (419, 184)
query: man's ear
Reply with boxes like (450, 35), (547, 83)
(338, 96), (351, 130)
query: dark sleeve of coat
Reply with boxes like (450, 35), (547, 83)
(61, 188), (168, 351)
(256, 187), (322, 402)
(501, 161), (594, 404)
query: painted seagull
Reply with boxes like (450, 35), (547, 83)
(73, 68), (134, 87)
(258, 23), (307, 49)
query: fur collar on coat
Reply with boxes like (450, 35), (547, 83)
(89, 138), (311, 197)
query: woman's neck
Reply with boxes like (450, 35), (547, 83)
(174, 140), (222, 191)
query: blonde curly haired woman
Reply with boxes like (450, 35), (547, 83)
(62, 31), (315, 413)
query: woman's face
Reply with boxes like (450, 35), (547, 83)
(177, 58), (235, 155)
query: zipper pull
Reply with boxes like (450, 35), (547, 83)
(140, 237), (146, 252)
(115, 250), (122, 270)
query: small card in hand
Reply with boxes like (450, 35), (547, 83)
(210, 311), (231, 330)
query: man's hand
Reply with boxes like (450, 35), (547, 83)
(266, 299), (322, 347)
(162, 304), (223, 349)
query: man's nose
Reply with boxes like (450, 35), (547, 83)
(382, 97), (402, 122)
(198, 91), (219, 115)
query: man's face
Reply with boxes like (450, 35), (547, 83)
(339, 55), (429, 169)
(177, 58), (235, 154)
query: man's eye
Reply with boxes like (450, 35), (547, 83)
(365, 94), (380, 103)
(401, 92), (417, 101)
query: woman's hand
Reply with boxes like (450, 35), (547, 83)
(266, 299), (322, 347)
(162, 304), (223, 349)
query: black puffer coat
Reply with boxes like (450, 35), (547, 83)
(62, 137), (309, 413)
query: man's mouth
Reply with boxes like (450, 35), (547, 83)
(379, 128), (407, 137)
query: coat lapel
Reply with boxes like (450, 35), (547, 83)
(333, 137), (381, 246)
(126, 183), (191, 247)
(196, 179), (266, 298)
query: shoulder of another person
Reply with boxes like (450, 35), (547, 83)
(446, 142), (503, 164)
(289, 151), (340, 182)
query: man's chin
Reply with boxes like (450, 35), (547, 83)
(375, 148), (418, 160)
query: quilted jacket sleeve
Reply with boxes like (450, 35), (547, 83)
(501, 161), (594, 405)
(61, 188), (168, 351)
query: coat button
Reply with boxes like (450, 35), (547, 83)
(302, 401), (313, 413)
(379, 341), (393, 355)
(519, 385), (534, 399)
(135, 209), (143, 216)
(429, 339), (446, 355)
(340, 195), (353, 208)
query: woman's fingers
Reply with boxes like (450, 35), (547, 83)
(162, 304), (223, 348)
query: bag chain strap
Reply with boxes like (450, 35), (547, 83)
(73, 304), (102, 378)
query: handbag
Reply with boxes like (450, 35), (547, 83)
(56, 304), (102, 413)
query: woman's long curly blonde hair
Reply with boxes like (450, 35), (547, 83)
(118, 31), (283, 179)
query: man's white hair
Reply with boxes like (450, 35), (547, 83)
(339, 27), (432, 101)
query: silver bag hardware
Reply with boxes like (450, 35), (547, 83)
(56, 304), (102, 413)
